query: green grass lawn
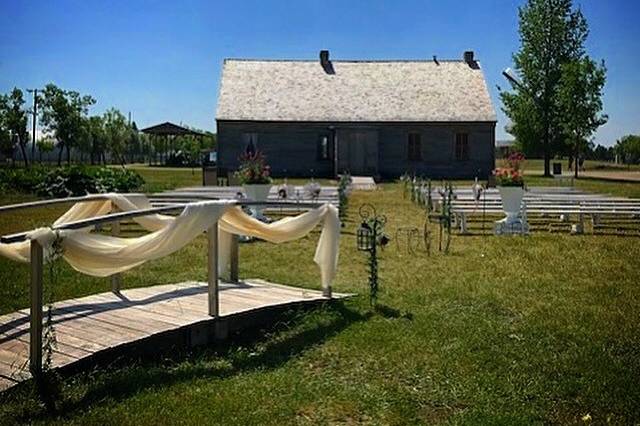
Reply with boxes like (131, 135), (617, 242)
(497, 158), (640, 173)
(131, 165), (203, 192)
(1, 171), (640, 424)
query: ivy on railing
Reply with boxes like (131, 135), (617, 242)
(43, 233), (63, 373)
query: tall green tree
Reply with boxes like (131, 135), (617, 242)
(86, 115), (106, 165)
(75, 116), (93, 163)
(501, 0), (589, 176)
(103, 108), (130, 165)
(36, 136), (55, 162)
(591, 144), (613, 162)
(615, 135), (640, 164)
(38, 84), (95, 165)
(0, 112), (13, 162)
(557, 57), (607, 177)
(127, 121), (141, 163)
(0, 88), (30, 167)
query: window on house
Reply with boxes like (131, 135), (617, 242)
(317, 134), (332, 160)
(243, 133), (258, 155)
(455, 133), (469, 161)
(408, 132), (422, 161)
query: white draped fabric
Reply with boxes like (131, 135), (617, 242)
(217, 205), (340, 289)
(0, 194), (340, 290)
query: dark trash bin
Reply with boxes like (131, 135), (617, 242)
(202, 150), (218, 186)
(553, 162), (562, 175)
(202, 166), (218, 186)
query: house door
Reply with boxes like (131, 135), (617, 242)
(343, 130), (378, 175)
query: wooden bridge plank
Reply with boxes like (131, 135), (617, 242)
(13, 326), (103, 357)
(87, 294), (199, 327)
(0, 280), (348, 392)
(49, 310), (146, 342)
(0, 357), (31, 382)
(0, 347), (28, 372)
(225, 285), (309, 300)
(0, 374), (18, 392)
(124, 284), (211, 314)
(48, 318), (136, 349)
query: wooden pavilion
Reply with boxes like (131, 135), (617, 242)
(140, 122), (206, 166)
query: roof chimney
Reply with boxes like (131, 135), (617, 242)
(320, 50), (330, 66)
(319, 49), (334, 74)
(463, 50), (475, 63)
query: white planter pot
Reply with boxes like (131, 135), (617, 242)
(498, 186), (524, 225)
(243, 184), (272, 219)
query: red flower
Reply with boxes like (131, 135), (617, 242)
(236, 150), (272, 184)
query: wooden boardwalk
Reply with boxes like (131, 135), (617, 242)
(0, 279), (346, 392)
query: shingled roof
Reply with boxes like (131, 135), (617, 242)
(216, 57), (496, 123)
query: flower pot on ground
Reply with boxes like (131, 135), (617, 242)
(234, 150), (273, 220)
(493, 152), (527, 231)
(498, 185), (525, 225)
(243, 183), (272, 219)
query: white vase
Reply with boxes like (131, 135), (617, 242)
(243, 184), (272, 219)
(498, 186), (524, 225)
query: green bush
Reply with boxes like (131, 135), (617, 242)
(0, 167), (48, 193)
(94, 167), (145, 193)
(0, 166), (145, 197)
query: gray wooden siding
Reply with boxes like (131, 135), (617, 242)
(217, 122), (334, 177)
(378, 123), (495, 178)
(217, 120), (495, 179)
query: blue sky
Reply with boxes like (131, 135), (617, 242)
(1, 0), (638, 146)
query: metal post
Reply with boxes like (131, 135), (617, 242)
(207, 222), (219, 317)
(323, 283), (332, 298)
(110, 202), (122, 293)
(229, 234), (239, 283)
(459, 213), (468, 234)
(575, 213), (585, 235)
(29, 239), (43, 376)
(27, 88), (38, 161)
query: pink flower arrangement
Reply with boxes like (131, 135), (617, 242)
(235, 150), (272, 184)
(506, 152), (525, 170)
(493, 151), (525, 187)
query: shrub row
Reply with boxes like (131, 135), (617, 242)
(0, 166), (145, 198)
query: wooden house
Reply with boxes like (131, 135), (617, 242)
(215, 50), (496, 179)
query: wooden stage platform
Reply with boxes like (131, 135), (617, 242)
(0, 280), (346, 392)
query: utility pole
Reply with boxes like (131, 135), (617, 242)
(27, 88), (39, 161)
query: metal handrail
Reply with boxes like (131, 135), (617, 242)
(0, 200), (326, 243)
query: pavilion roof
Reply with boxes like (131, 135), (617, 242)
(140, 122), (205, 136)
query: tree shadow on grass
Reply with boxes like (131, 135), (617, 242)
(7, 301), (368, 423)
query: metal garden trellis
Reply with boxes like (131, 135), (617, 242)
(356, 203), (389, 306)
